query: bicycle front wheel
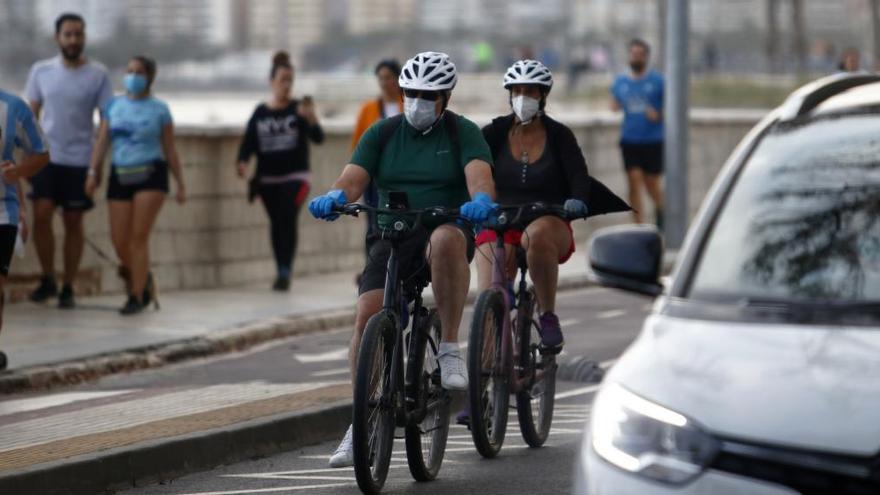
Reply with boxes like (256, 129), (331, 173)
(468, 289), (509, 458)
(353, 312), (397, 494)
(405, 309), (450, 481)
(515, 286), (556, 448)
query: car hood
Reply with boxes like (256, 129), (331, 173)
(608, 313), (880, 456)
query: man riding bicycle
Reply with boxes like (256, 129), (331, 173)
(309, 51), (496, 468)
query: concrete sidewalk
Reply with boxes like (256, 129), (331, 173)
(0, 253), (592, 374)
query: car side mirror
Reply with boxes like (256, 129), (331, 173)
(588, 225), (664, 296)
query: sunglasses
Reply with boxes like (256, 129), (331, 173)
(403, 89), (440, 101)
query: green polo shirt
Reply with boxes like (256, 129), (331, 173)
(351, 114), (493, 229)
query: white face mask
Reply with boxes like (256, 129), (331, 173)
(512, 95), (540, 123)
(404, 96), (439, 131)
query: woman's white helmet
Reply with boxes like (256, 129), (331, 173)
(399, 51), (458, 91)
(503, 59), (553, 90)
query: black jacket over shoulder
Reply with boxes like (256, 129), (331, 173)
(482, 113), (630, 217)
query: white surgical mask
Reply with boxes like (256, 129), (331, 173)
(404, 96), (438, 131)
(512, 95), (540, 123)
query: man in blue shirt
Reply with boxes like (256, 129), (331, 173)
(0, 89), (50, 369)
(611, 39), (665, 226)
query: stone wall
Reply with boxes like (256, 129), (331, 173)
(7, 110), (763, 298)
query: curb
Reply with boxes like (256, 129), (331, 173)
(0, 401), (352, 495)
(0, 308), (356, 394)
(0, 275), (604, 395)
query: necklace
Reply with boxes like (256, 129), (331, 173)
(512, 127), (531, 183)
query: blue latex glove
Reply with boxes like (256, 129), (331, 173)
(308, 189), (347, 221)
(563, 198), (588, 218)
(460, 192), (498, 223)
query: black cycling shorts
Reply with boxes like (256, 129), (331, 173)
(29, 163), (94, 211)
(358, 223), (476, 296)
(107, 160), (170, 201)
(620, 142), (664, 175)
(0, 225), (18, 276)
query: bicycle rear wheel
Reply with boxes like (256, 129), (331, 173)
(515, 286), (556, 448)
(405, 309), (450, 481)
(353, 312), (397, 494)
(468, 289), (509, 458)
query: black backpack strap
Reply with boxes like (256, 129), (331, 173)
(377, 114), (404, 155)
(442, 110), (461, 167)
(377, 98), (387, 118)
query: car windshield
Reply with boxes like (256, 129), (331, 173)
(688, 110), (880, 307)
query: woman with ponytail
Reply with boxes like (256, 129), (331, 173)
(85, 55), (186, 315)
(237, 51), (324, 291)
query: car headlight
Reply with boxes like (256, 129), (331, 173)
(591, 383), (719, 484)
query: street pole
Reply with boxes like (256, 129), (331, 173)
(664, 0), (689, 249)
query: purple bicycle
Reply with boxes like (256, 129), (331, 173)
(467, 202), (583, 458)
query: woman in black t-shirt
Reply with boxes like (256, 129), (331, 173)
(237, 51), (324, 291)
(478, 60), (628, 353)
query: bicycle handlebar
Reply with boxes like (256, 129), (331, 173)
(492, 202), (585, 230)
(331, 203), (465, 233)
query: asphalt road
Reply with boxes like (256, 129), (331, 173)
(111, 286), (651, 494)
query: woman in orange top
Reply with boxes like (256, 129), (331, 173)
(351, 59), (403, 270)
(351, 59), (403, 149)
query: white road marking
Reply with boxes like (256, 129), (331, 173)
(0, 390), (137, 416)
(559, 318), (581, 327)
(596, 309), (627, 319)
(293, 348), (349, 363)
(310, 367), (350, 377)
(177, 483), (352, 495)
(554, 384), (600, 400)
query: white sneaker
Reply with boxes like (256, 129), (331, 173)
(328, 425), (354, 468)
(438, 350), (468, 390)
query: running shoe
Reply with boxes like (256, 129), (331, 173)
(30, 276), (57, 303)
(119, 295), (145, 315)
(328, 425), (354, 468)
(538, 311), (564, 353)
(58, 283), (75, 309)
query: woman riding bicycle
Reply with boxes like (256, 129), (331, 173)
(477, 60), (628, 352)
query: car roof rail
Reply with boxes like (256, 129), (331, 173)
(777, 72), (880, 121)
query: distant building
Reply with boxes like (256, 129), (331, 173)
(34, 0), (230, 46)
(347, 0), (415, 35)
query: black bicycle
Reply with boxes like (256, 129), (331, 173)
(469, 203), (584, 458)
(332, 201), (462, 494)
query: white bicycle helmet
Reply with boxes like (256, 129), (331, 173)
(503, 59), (553, 90)
(399, 51), (458, 91)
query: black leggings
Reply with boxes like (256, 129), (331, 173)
(259, 180), (309, 277)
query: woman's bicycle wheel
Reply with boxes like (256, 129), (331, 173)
(468, 289), (510, 458)
(353, 312), (397, 494)
(405, 309), (450, 481)
(515, 286), (556, 448)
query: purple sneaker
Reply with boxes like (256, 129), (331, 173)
(456, 407), (471, 428)
(538, 312), (564, 353)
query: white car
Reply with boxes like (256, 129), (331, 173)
(577, 73), (880, 494)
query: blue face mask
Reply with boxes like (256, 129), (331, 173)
(124, 73), (148, 95)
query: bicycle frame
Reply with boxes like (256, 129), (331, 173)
(488, 231), (553, 395)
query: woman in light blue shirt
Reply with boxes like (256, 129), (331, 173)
(86, 55), (186, 315)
